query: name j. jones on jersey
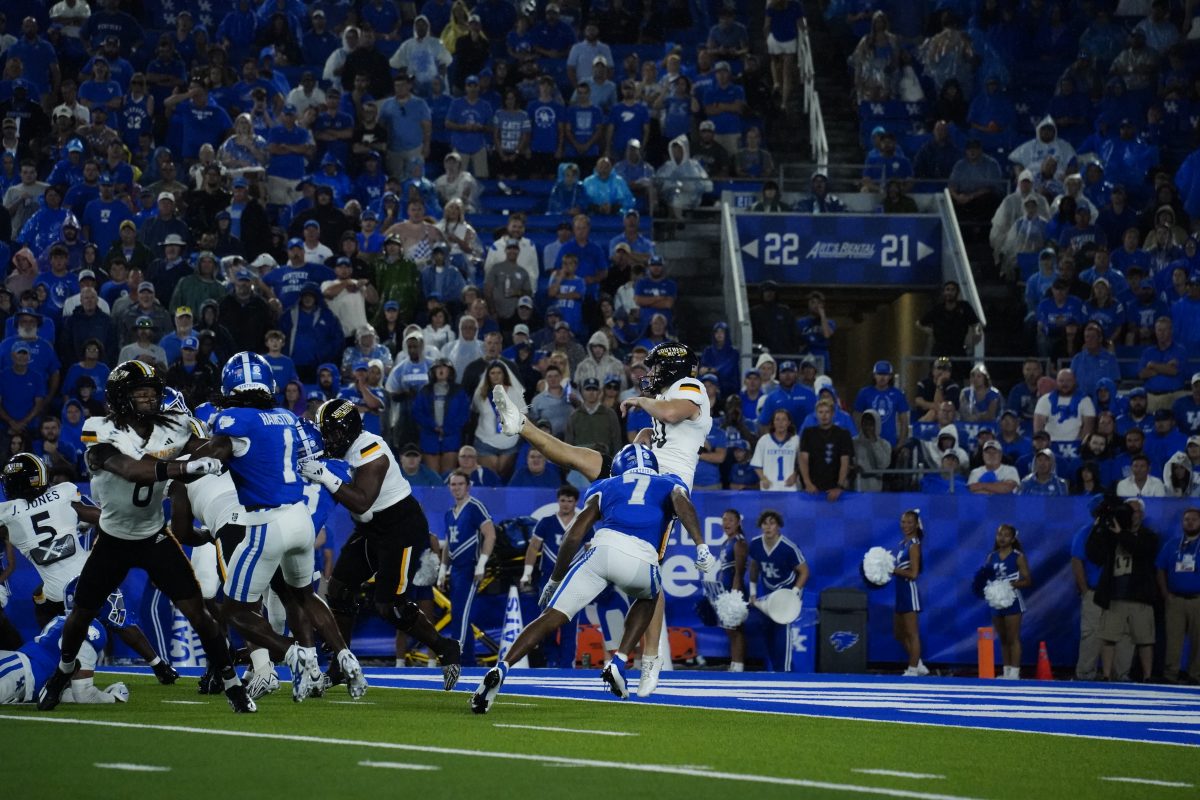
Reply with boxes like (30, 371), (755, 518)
(21, 487), (63, 509)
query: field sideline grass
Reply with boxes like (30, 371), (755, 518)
(1, 674), (1195, 799)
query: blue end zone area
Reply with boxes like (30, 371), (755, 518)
(109, 666), (1200, 748)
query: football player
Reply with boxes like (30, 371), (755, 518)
(471, 445), (714, 714)
(1, 452), (180, 685)
(302, 397), (463, 691)
(36, 361), (250, 712)
(492, 341), (710, 695)
(0, 580), (130, 705)
(193, 353), (366, 702)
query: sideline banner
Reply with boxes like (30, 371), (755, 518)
(737, 213), (942, 286)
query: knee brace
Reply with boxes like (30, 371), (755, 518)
(326, 579), (359, 618)
(380, 599), (422, 632)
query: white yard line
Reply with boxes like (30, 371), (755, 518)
(496, 701), (539, 706)
(0, 714), (987, 800)
(1101, 777), (1194, 788)
(359, 761), (440, 771)
(854, 770), (945, 780)
(94, 763), (171, 772)
(329, 701), (376, 705)
(493, 723), (637, 737)
(160, 700), (206, 705)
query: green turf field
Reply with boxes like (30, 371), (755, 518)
(0, 674), (1195, 799)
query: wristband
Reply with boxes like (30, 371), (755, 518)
(155, 460), (170, 482)
(748, 583), (757, 599)
(437, 565), (448, 583)
(521, 565), (533, 582)
(475, 554), (490, 575)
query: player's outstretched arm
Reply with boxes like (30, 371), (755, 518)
(302, 456), (384, 515)
(672, 487), (715, 572)
(548, 501), (601, 584)
(620, 396), (699, 424)
(87, 444), (221, 483)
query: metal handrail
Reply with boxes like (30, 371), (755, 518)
(935, 189), (987, 360)
(721, 200), (756, 377)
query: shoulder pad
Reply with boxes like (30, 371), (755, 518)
(80, 417), (116, 446)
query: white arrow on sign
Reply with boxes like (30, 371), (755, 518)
(741, 238), (759, 259)
(917, 240), (934, 262)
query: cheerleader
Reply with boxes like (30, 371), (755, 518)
(748, 510), (809, 672)
(985, 524), (1032, 679)
(714, 509), (749, 672)
(893, 509), (927, 676)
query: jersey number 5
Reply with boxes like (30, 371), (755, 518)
(29, 511), (78, 566)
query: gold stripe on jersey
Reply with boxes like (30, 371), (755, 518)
(360, 443), (382, 458)
(80, 433), (98, 443)
(677, 384), (701, 394)
(396, 546), (412, 596)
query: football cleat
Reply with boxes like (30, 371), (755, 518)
(338, 650), (368, 700)
(635, 654), (662, 698)
(105, 682), (130, 702)
(224, 683), (257, 713)
(916, 662), (930, 677)
(245, 671), (280, 700)
(601, 660), (629, 699)
(197, 666), (219, 694)
(283, 643), (319, 703)
(436, 638), (462, 691)
(152, 660), (179, 685)
(492, 384), (523, 436)
(902, 666), (920, 677)
(471, 667), (504, 714)
(311, 672), (332, 698)
(36, 661), (77, 711)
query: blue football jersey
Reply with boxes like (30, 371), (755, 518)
(748, 534), (805, 592)
(213, 407), (305, 508)
(532, 513), (572, 578)
(584, 472), (687, 558)
(24, 616), (107, 692)
(444, 496), (491, 565)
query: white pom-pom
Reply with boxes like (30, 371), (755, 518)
(983, 579), (1016, 611)
(713, 589), (749, 628)
(863, 547), (896, 586)
(413, 550), (441, 586)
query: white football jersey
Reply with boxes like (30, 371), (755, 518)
(647, 377), (711, 490)
(750, 434), (800, 491)
(82, 412), (200, 540)
(185, 471), (243, 534)
(0, 482), (87, 602)
(345, 431), (412, 520)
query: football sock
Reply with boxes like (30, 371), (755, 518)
(221, 666), (238, 689)
(58, 658), (76, 674)
(729, 662), (744, 672)
(613, 651), (628, 666)
(249, 648), (272, 675)
(148, 657), (162, 667)
(497, 661), (510, 679)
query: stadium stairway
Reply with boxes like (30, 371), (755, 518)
(656, 220), (726, 345)
(806, 15), (866, 172)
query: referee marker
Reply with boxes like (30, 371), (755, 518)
(1101, 777), (1194, 788)
(854, 770), (945, 780)
(493, 723), (638, 737)
(359, 761), (441, 771)
(94, 763), (171, 772)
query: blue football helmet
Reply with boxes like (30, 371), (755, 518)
(160, 386), (191, 415)
(296, 417), (324, 463)
(63, 578), (131, 629)
(221, 352), (275, 396)
(610, 444), (659, 477)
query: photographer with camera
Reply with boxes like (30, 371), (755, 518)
(1086, 497), (1160, 682)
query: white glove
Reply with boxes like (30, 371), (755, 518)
(519, 565), (533, 592)
(539, 579), (560, 610)
(105, 682), (130, 703)
(474, 554), (489, 580)
(694, 544), (716, 573)
(300, 459), (343, 493)
(0, 584), (9, 608)
(184, 457), (223, 476)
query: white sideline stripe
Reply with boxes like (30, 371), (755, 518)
(1101, 777), (1194, 788)
(360, 761), (440, 772)
(330, 701), (376, 705)
(161, 700), (206, 705)
(1151, 728), (1200, 736)
(94, 670), (1200, 750)
(0, 714), (986, 800)
(94, 763), (171, 772)
(854, 770), (945, 780)
(493, 723), (638, 737)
